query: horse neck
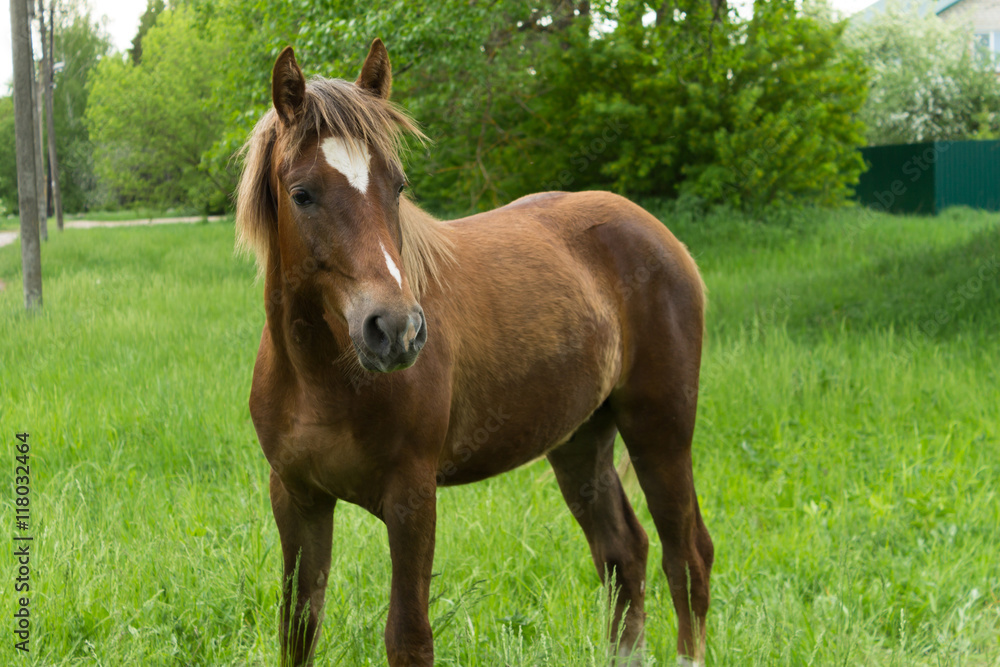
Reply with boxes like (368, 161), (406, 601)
(398, 197), (456, 298)
(262, 254), (352, 384)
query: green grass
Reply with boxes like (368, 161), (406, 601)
(1, 207), (998, 665)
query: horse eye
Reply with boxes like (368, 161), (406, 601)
(291, 190), (312, 206)
(397, 183), (406, 197)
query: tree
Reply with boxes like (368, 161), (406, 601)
(50, 5), (112, 212)
(128, 0), (165, 65)
(2, 2), (113, 214)
(0, 97), (17, 214)
(209, 0), (593, 211)
(40, 0), (63, 230)
(211, 0), (865, 212)
(511, 0), (868, 210)
(846, 6), (1000, 145)
(88, 0), (868, 215)
(28, 0), (48, 240)
(9, 0), (43, 308)
(86, 4), (229, 211)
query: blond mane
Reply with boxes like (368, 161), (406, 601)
(235, 77), (454, 296)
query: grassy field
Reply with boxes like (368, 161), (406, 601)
(1, 206), (998, 665)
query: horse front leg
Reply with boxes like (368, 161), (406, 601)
(270, 470), (336, 666)
(382, 470), (437, 666)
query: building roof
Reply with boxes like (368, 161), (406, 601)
(852, 0), (967, 20)
(935, 0), (965, 12)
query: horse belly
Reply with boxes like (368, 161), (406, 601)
(435, 218), (624, 485)
(438, 323), (620, 486)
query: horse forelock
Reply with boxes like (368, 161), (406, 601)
(235, 77), (452, 295)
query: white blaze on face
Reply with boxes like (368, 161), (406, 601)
(677, 657), (703, 667)
(320, 136), (371, 194)
(380, 241), (403, 289)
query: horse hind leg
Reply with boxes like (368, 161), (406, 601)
(613, 360), (714, 667)
(547, 405), (649, 665)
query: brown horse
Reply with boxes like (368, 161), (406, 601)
(236, 39), (713, 667)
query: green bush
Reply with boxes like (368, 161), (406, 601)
(513, 0), (868, 210)
(86, 5), (230, 213)
(204, 0), (867, 213)
(80, 0), (869, 214)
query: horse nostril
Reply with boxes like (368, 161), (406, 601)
(360, 308), (426, 367)
(363, 314), (391, 356)
(405, 312), (422, 344)
(412, 311), (427, 351)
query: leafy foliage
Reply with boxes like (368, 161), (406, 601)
(51, 7), (114, 212)
(128, 0), (167, 65)
(0, 96), (16, 215)
(202, 0), (866, 212)
(512, 0), (868, 209)
(199, 0), (301, 211)
(0, 3), (110, 214)
(204, 0), (571, 212)
(77, 0), (868, 213)
(846, 6), (1000, 145)
(85, 5), (229, 212)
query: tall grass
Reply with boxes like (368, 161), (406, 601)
(0, 208), (997, 665)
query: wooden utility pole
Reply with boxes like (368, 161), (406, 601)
(10, 0), (43, 309)
(40, 0), (63, 231)
(28, 0), (48, 241)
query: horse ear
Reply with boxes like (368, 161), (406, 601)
(272, 46), (306, 126)
(355, 38), (392, 100)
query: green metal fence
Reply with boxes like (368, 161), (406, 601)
(855, 140), (1000, 214)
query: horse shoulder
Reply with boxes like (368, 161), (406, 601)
(248, 326), (290, 459)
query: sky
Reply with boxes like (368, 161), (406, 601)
(1, 0), (875, 96)
(1, 0), (145, 93)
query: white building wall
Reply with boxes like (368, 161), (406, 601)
(939, 0), (1000, 33)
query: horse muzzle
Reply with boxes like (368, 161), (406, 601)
(354, 306), (427, 372)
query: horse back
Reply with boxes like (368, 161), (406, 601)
(424, 191), (705, 483)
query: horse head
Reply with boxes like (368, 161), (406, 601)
(244, 40), (428, 372)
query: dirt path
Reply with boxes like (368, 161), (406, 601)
(0, 215), (227, 249)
